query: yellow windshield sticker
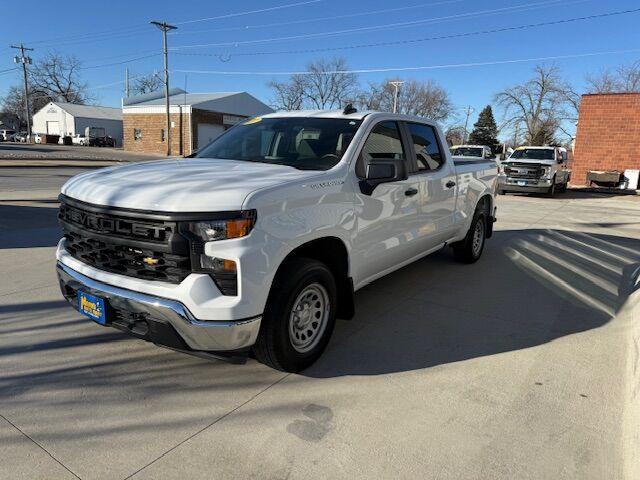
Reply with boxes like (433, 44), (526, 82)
(243, 117), (262, 125)
(516, 146), (525, 150)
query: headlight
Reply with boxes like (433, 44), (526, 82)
(540, 167), (551, 177)
(181, 211), (256, 296)
(184, 210), (256, 242)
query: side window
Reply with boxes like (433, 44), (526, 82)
(407, 123), (444, 172)
(357, 121), (405, 178)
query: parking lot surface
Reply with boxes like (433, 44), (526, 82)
(1, 161), (639, 479)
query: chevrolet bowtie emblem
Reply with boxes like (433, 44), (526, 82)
(142, 257), (159, 266)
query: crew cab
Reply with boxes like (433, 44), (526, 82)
(56, 109), (497, 372)
(498, 146), (570, 196)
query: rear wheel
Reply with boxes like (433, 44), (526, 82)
(452, 210), (486, 263)
(253, 257), (337, 372)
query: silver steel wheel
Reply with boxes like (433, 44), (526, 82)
(472, 219), (485, 257)
(288, 283), (330, 354)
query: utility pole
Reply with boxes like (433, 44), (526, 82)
(462, 106), (475, 144)
(150, 21), (177, 156)
(11, 44), (33, 143)
(125, 67), (129, 98)
(389, 81), (404, 114)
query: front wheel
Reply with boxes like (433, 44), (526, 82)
(452, 211), (486, 263)
(546, 177), (557, 197)
(253, 257), (337, 372)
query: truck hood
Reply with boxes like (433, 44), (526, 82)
(61, 158), (322, 212)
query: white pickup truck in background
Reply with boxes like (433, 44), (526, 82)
(498, 146), (571, 196)
(450, 144), (494, 162)
(56, 108), (497, 372)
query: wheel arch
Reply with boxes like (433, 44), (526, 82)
(272, 236), (354, 320)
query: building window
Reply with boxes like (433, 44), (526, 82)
(161, 129), (165, 142)
(134, 128), (142, 141)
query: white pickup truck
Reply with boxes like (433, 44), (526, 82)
(56, 109), (497, 372)
(498, 146), (571, 196)
(450, 144), (494, 162)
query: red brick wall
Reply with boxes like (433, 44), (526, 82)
(572, 93), (640, 185)
(123, 109), (245, 156)
(123, 112), (191, 156)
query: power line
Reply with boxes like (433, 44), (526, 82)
(172, 7), (640, 59)
(170, 0), (582, 50)
(170, 0), (467, 35)
(0, 67), (20, 75)
(79, 53), (161, 70)
(173, 47), (640, 76)
(173, 0), (324, 25)
(27, 24), (149, 47)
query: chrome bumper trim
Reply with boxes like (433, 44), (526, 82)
(56, 262), (261, 351)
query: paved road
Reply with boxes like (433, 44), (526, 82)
(0, 143), (161, 162)
(1, 163), (639, 480)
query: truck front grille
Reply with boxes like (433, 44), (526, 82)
(59, 198), (192, 284)
(63, 230), (192, 283)
(504, 162), (545, 179)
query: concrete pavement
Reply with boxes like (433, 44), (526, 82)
(1, 163), (639, 479)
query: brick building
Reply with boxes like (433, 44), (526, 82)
(122, 89), (273, 156)
(572, 92), (640, 187)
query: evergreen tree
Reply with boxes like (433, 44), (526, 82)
(468, 105), (499, 151)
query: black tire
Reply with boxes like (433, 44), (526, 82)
(559, 181), (568, 193)
(498, 189), (506, 195)
(452, 210), (486, 263)
(253, 257), (337, 372)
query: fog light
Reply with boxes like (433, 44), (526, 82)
(200, 255), (236, 272)
(200, 255), (238, 296)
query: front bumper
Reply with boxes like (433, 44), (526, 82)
(56, 262), (261, 355)
(498, 175), (552, 193)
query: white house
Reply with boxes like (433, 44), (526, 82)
(32, 102), (123, 145)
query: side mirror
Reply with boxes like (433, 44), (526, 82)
(360, 157), (407, 195)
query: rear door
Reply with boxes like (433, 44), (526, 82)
(351, 120), (423, 284)
(402, 121), (458, 249)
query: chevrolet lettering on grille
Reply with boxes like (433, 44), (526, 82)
(61, 206), (166, 240)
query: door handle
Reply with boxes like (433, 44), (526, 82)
(446, 181), (456, 188)
(404, 187), (418, 197)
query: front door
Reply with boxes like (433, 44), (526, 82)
(351, 120), (423, 285)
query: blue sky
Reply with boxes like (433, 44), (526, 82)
(1, 0), (639, 129)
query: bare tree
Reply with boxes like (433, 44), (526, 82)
(131, 72), (164, 95)
(268, 78), (304, 110)
(267, 57), (358, 110)
(495, 65), (568, 145)
(0, 84), (49, 127)
(585, 61), (640, 93)
(359, 78), (453, 122)
(445, 125), (466, 146)
(29, 52), (90, 104)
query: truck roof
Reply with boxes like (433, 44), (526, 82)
(259, 110), (440, 123)
(451, 145), (489, 149)
(515, 146), (556, 150)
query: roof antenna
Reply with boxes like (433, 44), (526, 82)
(343, 103), (357, 115)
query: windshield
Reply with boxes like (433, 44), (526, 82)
(195, 117), (362, 170)
(451, 147), (483, 157)
(509, 148), (554, 160)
